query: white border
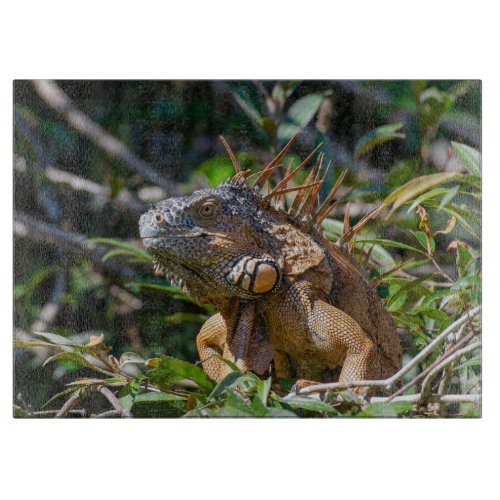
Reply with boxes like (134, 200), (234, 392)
(2, 2), (498, 499)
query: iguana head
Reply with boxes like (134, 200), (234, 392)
(139, 182), (282, 302)
(139, 133), (346, 304)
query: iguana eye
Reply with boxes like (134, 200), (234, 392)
(197, 201), (217, 218)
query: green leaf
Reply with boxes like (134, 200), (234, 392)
(119, 352), (146, 368)
(92, 238), (152, 263)
(42, 351), (98, 371)
(41, 387), (81, 409)
(226, 82), (262, 124)
(455, 242), (475, 278)
(276, 93), (325, 144)
(14, 339), (65, 350)
(148, 355), (215, 392)
(387, 275), (435, 312)
(280, 396), (339, 415)
(353, 238), (425, 255)
(357, 401), (413, 417)
(208, 372), (247, 400)
(214, 354), (242, 373)
(197, 156), (239, 187)
(406, 187), (451, 213)
(287, 93), (325, 127)
(412, 230), (430, 251)
(383, 172), (460, 218)
(207, 391), (267, 417)
(32, 330), (74, 345)
(451, 276), (481, 291)
(271, 81), (301, 104)
(133, 392), (185, 404)
(102, 248), (143, 263)
(257, 377), (272, 405)
(353, 123), (405, 159)
(435, 204), (480, 241)
(387, 291), (407, 312)
(131, 391), (186, 417)
(13, 406), (30, 418)
(416, 308), (452, 327)
(265, 407), (297, 417)
(452, 142), (481, 177)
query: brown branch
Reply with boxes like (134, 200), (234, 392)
(387, 330), (478, 401)
(55, 391), (81, 418)
(14, 405), (87, 418)
(31, 80), (173, 193)
(43, 166), (145, 213)
(289, 306), (481, 396)
(14, 211), (137, 281)
(93, 410), (121, 418)
(419, 341), (481, 405)
(95, 385), (132, 418)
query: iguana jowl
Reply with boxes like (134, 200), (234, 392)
(139, 135), (401, 386)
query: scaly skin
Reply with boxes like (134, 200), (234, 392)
(139, 139), (401, 388)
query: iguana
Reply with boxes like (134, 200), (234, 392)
(139, 134), (401, 389)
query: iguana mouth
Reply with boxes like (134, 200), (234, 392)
(141, 233), (206, 240)
(139, 226), (207, 240)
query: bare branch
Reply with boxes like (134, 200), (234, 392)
(387, 329), (479, 401)
(367, 394), (480, 405)
(55, 391), (81, 418)
(31, 80), (173, 193)
(292, 306), (481, 396)
(43, 166), (145, 213)
(93, 410), (121, 418)
(14, 211), (137, 281)
(420, 341), (481, 405)
(13, 405), (87, 418)
(95, 385), (132, 418)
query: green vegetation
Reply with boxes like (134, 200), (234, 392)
(14, 80), (481, 417)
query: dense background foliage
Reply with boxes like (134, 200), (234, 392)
(13, 80), (481, 417)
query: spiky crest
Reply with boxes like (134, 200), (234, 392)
(220, 132), (352, 230)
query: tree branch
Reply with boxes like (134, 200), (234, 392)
(419, 341), (481, 405)
(14, 211), (138, 281)
(291, 306), (481, 396)
(95, 385), (132, 418)
(55, 390), (81, 418)
(31, 80), (173, 193)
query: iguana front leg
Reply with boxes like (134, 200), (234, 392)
(267, 295), (379, 391)
(196, 303), (275, 381)
(196, 313), (227, 380)
(308, 299), (379, 384)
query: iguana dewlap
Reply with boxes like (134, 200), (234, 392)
(139, 135), (401, 385)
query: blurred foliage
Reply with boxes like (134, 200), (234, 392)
(13, 80), (481, 417)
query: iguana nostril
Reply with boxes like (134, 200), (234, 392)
(155, 213), (164, 223)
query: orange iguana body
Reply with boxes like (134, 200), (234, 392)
(139, 134), (401, 387)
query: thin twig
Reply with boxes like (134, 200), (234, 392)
(292, 306), (481, 396)
(55, 391), (81, 418)
(13, 404), (87, 418)
(93, 410), (121, 418)
(14, 211), (137, 281)
(95, 385), (132, 418)
(44, 166), (145, 212)
(367, 394), (480, 405)
(15, 112), (68, 333)
(419, 341), (481, 405)
(387, 329), (479, 401)
(31, 80), (172, 192)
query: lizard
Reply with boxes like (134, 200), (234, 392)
(138, 133), (402, 389)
